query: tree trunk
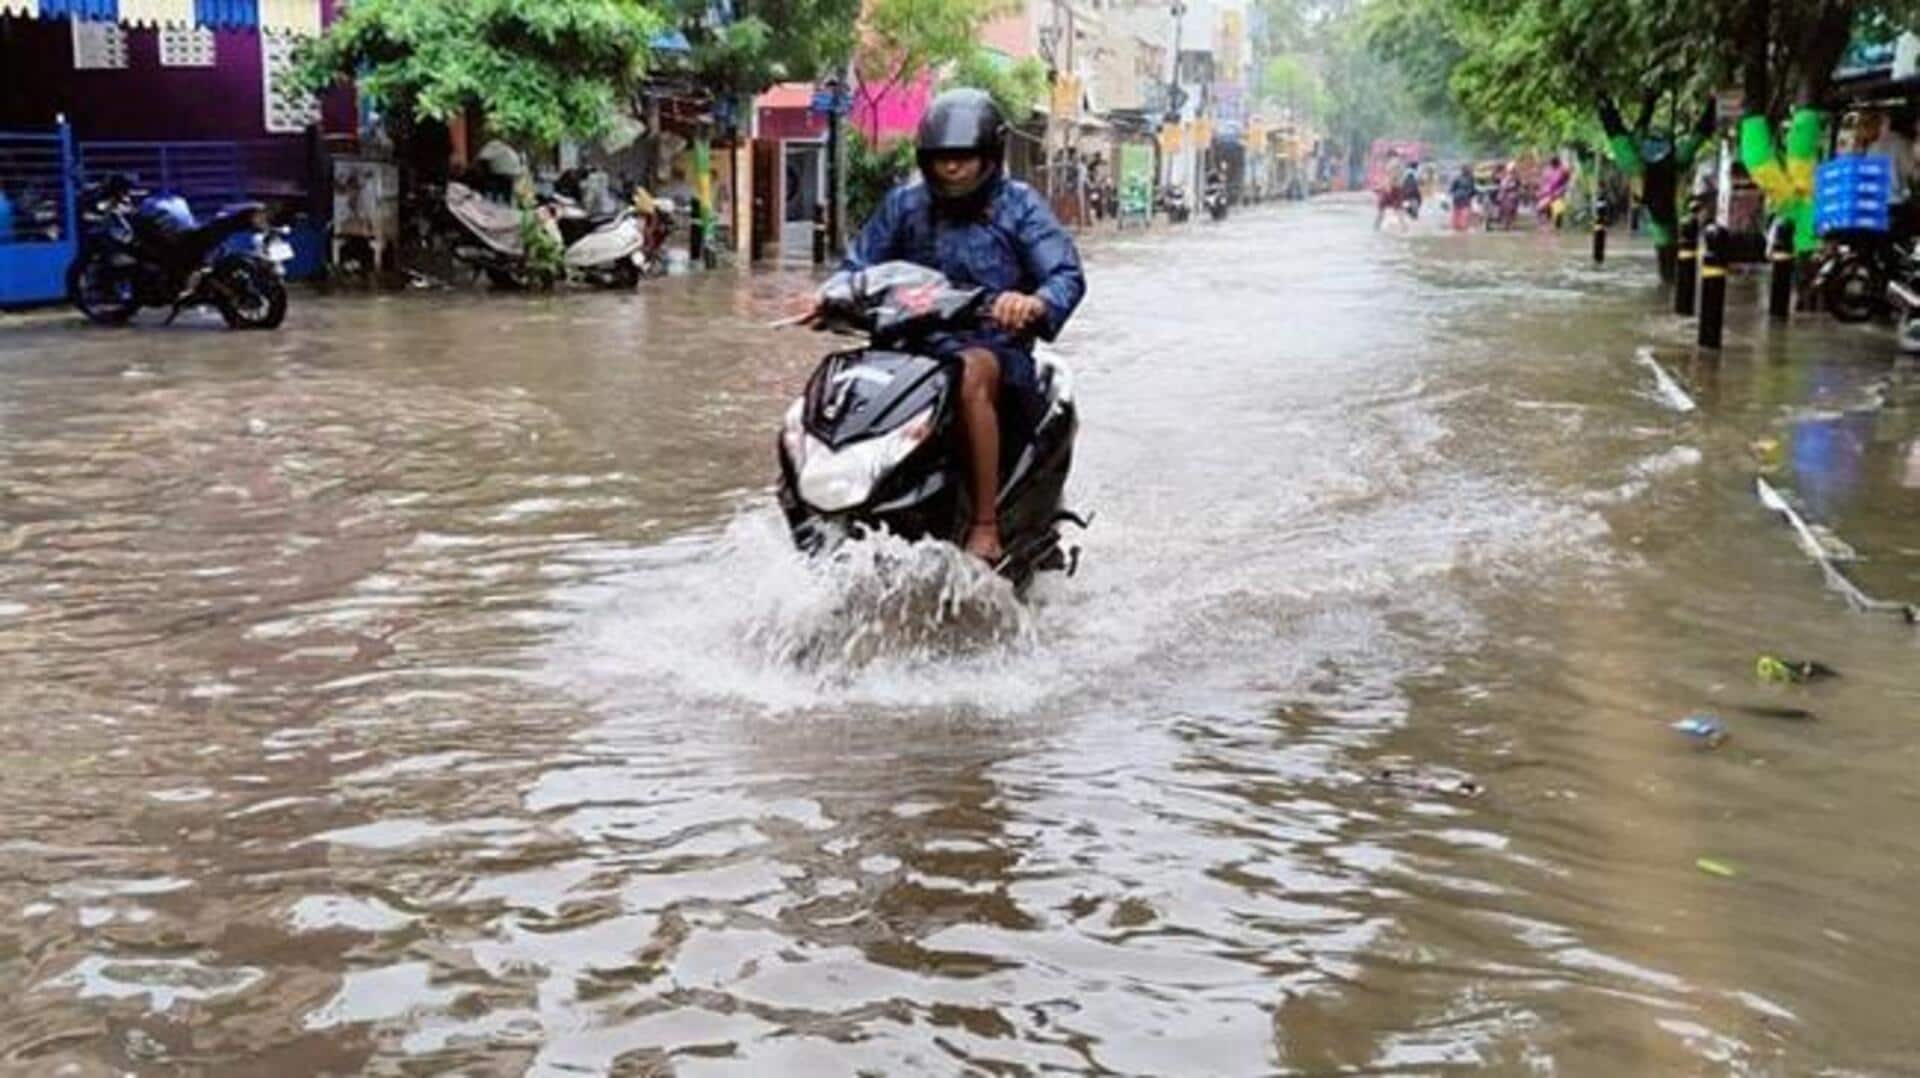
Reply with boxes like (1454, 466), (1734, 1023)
(1740, 0), (1769, 119)
(1795, 0), (1855, 107)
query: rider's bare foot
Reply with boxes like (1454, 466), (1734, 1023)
(964, 521), (1003, 565)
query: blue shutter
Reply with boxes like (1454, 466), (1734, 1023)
(40, 0), (120, 19)
(194, 0), (256, 29)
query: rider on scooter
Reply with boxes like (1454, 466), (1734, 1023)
(805, 89), (1087, 563)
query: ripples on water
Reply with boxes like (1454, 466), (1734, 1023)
(3, 202), (1915, 1074)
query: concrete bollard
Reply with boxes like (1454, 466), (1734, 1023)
(1592, 196), (1608, 264)
(1698, 223), (1728, 349)
(1674, 217), (1700, 317)
(1768, 218), (1795, 320)
(812, 203), (827, 266)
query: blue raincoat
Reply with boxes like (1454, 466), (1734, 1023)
(841, 176), (1086, 392)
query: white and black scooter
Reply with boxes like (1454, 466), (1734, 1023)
(1204, 181), (1229, 222)
(775, 262), (1088, 594)
(442, 181), (648, 289)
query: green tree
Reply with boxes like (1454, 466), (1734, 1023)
(852, 0), (1017, 131)
(1262, 54), (1329, 120)
(943, 49), (1049, 125)
(1363, 0), (1920, 145)
(295, 0), (668, 149)
(1252, 1), (1460, 169)
(846, 126), (918, 224)
(664, 0), (862, 99)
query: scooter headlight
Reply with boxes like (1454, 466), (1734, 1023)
(797, 408), (936, 512)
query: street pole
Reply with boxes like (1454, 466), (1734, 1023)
(1168, 1), (1184, 189)
(1592, 194), (1608, 264)
(826, 70), (847, 258)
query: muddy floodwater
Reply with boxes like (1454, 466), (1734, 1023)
(3, 196), (1918, 1075)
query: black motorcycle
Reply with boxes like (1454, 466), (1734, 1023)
(67, 175), (290, 330)
(776, 262), (1086, 593)
(1815, 229), (1916, 324)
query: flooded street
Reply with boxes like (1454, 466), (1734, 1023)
(4, 195), (1919, 1074)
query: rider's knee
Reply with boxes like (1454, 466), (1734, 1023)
(960, 349), (999, 402)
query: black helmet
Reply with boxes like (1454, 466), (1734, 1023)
(916, 89), (1007, 204)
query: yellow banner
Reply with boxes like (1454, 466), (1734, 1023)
(1193, 118), (1213, 147)
(1050, 74), (1081, 121)
(1159, 123), (1183, 154)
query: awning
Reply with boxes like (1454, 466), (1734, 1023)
(118, 0), (193, 27)
(39, 0), (119, 17)
(259, 0), (318, 34)
(7, 0), (322, 31)
(193, 0), (256, 29)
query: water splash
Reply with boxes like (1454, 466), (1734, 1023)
(553, 512), (1052, 714)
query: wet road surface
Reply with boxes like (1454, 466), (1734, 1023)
(3, 196), (1918, 1074)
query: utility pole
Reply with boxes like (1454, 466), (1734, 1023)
(1168, 0), (1185, 187)
(825, 69), (848, 257)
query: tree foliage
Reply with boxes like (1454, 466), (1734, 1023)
(1261, 54), (1330, 120)
(1363, 0), (1920, 149)
(846, 126), (918, 224)
(1252, 1), (1458, 163)
(667, 0), (861, 98)
(943, 49), (1049, 125)
(858, 0), (1012, 90)
(295, 0), (667, 149)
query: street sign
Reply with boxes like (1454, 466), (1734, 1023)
(809, 88), (849, 117)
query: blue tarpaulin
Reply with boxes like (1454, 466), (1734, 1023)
(651, 30), (691, 53)
(38, 0), (119, 19)
(194, 0), (256, 29)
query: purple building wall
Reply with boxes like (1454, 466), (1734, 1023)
(0, 13), (354, 192)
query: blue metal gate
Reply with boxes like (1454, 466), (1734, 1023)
(78, 140), (249, 220)
(0, 121), (78, 308)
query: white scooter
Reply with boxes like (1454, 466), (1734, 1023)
(443, 182), (647, 289)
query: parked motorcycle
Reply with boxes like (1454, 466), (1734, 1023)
(442, 181), (647, 289)
(1160, 184), (1192, 223)
(1815, 229), (1917, 324)
(776, 262), (1087, 594)
(66, 174), (291, 329)
(1204, 182), (1229, 222)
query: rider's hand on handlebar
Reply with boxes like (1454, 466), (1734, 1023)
(987, 292), (1047, 333)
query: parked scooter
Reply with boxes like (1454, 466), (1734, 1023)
(1204, 181), (1229, 222)
(67, 174), (291, 329)
(1159, 184), (1192, 223)
(441, 181), (647, 289)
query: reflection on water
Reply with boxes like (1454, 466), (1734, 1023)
(2, 200), (1917, 1074)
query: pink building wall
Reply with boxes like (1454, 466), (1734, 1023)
(979, 10), (1031, 59)
(850, 72), (931, 143)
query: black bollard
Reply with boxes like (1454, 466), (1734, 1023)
(1768, 218), (1795, 320)
(1592, 196), (1609, 264)
(1674, 217), (1700, 316)
(811, 203), (827, 265)
(1698, 223), (1727, 349)
(689, 196), (706, 266)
